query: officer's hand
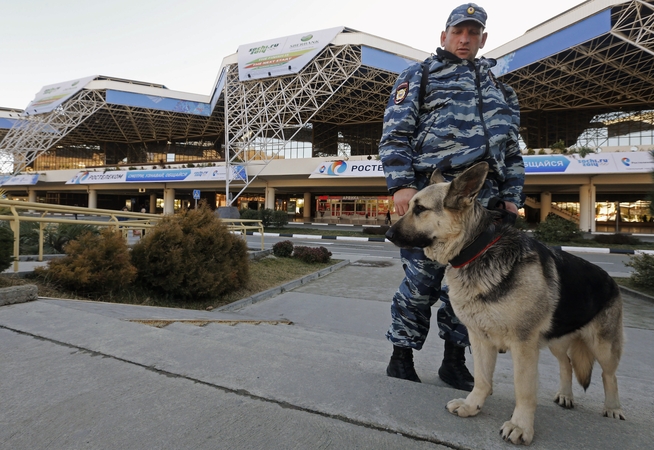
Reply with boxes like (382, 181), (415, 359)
(393, 188), (418, 216)
(503, 201), (519, 215)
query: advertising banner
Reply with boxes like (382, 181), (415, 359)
(309, 160), (384, 178)
(66, 166), (246, 185)
(0, 174), (40, 186)
(237, 27), (343, 81)
(310, 152), (653, 179)
(24, 75), (98, 115)
(524, 152), (654, 174)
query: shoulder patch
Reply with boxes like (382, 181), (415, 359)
(394, 82), (409, 104)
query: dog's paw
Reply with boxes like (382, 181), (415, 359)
(500, 420), (534, 445)
(446, 399), (481, 418)
(603, 407), (626, 420)
(554, 392), (574, 409)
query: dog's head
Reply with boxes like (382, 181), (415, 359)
(385, 162), (489, 264)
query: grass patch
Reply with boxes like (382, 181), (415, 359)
(265, 227), (371, 237)
(0, 256), (340, 311)
(613, 277), (654, 298)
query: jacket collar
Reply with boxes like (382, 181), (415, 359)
(435, 48), (497, 69)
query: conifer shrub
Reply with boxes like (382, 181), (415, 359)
(533, 213), (582, 243)
(0, 225), (14, 273)
(625, 253), (654, 288)
(272, 240), (294, 258)
(292, 245), (332, 263)
(131, 203), (249, 300)
(35, 229), (137, 295)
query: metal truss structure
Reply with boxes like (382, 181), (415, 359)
(499, 0), (654, 148)
(0, 90), (106, 174)
(223, 42), (395, 203)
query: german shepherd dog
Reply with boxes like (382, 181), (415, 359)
(385, 162), (625, 445)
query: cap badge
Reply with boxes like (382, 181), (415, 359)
(467, 6), (475, 15)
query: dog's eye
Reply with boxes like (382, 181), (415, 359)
(413, 204), (427, 215)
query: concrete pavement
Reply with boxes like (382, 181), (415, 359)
(1, 250), (653, 448)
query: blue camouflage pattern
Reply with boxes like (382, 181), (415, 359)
(382, 49), (524, 349)
(386, 248), (470, 349)
(379, 49), (524, 208)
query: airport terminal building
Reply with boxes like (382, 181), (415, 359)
(1, 0), (653, 233)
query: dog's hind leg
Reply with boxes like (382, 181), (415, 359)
(446, 331), (496, 418)
(590, 335), (625, 420)
(501, 341), (539, 445)
(549, 337), (574, 408)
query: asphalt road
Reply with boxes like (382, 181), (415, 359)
(244, 233), (636, 278)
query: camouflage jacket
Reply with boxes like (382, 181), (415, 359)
(379, 48), (524, 207)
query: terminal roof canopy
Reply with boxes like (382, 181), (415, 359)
(485, 0), (654, 148)
(1, 0), (652, 174)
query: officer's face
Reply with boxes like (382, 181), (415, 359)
(440, 22), (488, 61)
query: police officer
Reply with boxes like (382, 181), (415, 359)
(379, 3), (524, 390)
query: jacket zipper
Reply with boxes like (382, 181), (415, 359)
(474, 63), (491, 160)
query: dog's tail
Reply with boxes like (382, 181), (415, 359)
(570, 338), (595, 391)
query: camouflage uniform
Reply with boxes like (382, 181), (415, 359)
(380, 48), (524, 350)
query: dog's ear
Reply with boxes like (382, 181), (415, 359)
(443, 162), (489, 210)
(429, 169), (446, 185)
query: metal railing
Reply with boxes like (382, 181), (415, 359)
(0, 199), (264, 273)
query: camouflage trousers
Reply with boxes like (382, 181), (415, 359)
(386, 247), (470, 349)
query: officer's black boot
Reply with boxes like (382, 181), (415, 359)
(386, 345), (421, 382)
(438, 341), (474, 391)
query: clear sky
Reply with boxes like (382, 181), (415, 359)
(1, 0), (585, 110)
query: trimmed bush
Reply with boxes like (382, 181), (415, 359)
(35, 229), (137, 295)
(0, 226), (14, 273)
(131, 203), (249, 300)
(363, 226), (389, 235)
(293, 246), (332, 264)
(533, 213), (582, 243)
(240, 209), (259, 220)
(259, 208), (274, 228)
(593, 233), (641, 245)
(271, 210), (289, 228)
(272, 240), (294, 258)
(625, 253), (654, 288)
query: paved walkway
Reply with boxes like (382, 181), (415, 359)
(1, 251), (653, 449)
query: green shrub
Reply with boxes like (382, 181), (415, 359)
(45, 223), (99, 253)
(259, 208), (274, 228)
(271, 210), (289, 228)
(0, 226), (14, 272)
(593, 233), (641, 245)
(293, 246), (332, 263)
(18, 221), (41, 255)
(35, 229), (137, 295)
(533, 213), (582, 243)
(272, 240), (294, 258)
(363, 226), (389, 235)
(131, 203), (249, 300)
(240, 209), (259, 220)
(625, 253), (654, 288)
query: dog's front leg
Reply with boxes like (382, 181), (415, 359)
(501, 342), (539, 445)
(446, 331), (496, 417)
